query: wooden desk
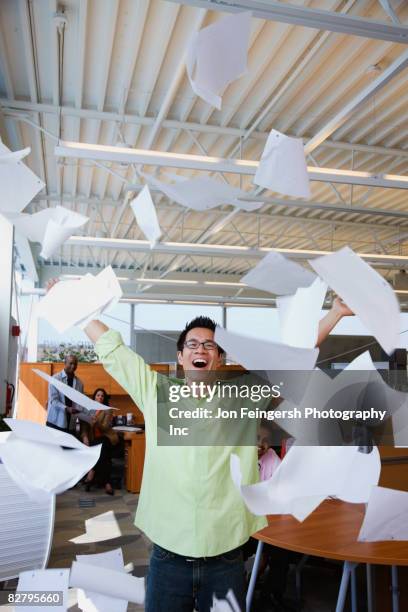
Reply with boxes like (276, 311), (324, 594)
(123, 432), (145, 494)
(249, 500), (408, 612)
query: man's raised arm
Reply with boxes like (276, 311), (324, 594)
(316, 296), (353, 347)
(84, 320), (109, 344)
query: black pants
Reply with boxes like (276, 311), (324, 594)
(90, 436), (114, 486)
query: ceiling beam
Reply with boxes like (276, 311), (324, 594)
(167, 0), (408, 44)
(304, 47), (408, 154)
(3, 101), (408, 159)
(55, 141), (408, 189)
(66, 236), (408, 267)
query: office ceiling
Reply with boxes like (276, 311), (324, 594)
(1, 0), (408, 304)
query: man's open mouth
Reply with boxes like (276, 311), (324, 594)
(192, 358), (208, 368)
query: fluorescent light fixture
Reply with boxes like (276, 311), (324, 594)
(120, 298), (168, 304)
(204, 281), (246, 287)
(55, 142), (408, 189)
(135, 278), (199, 285)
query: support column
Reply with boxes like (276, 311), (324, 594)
(130, 303), (136, 351)
(0, 216), (14, 414)
(222, 305), (227, 328)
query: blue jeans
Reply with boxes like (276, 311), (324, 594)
(145, 544), (246, 612)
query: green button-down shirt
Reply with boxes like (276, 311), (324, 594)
(95, 329), (267, 557)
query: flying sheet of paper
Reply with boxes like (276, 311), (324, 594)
(310, 247), (400, 355)
(70, 511), (122, 544)
(231, 445), (380, 522)
(358, 486), (408, 542)
(214, 325), (319, 371)
(76, 549), (127, 612)
(254, 129), (311, 199)
(4, 418), (87, 449)
(32, 369), (118, 413)
(0, 146), (31, 163)
(17, 569), (70, 612)
(10, 205), (89, 259)
(241, 251), (316, 295)
(186, 11), (251, 109)
(69, 560), (145, 605)
(277, 278), (327, 348)
(0, 141), (45, 213)
(36, 266), (122, 333)
(211, 589), (241, 612)
(0, 435), (101, 501)
(273, 351), (397, 445)
(144, 172), (263, 212)
(130, 185), (161, 247)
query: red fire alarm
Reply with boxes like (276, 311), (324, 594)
(11, 325), (20, 337)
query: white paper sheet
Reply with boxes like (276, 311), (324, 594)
(69, 560), (145, 605)
(0, 141), (45, 213)
(76, 549), (127, 612)
(70, 511), (122, 544)
(241, 251), (316, 295)
(310, 247), (400, 355)
(130, 185), (161, 246)
(0, 146), (30, 163)
(358, 486), (408, 542)
(145, 172), (263, 212)
(210, 589), (241, 612)
(277, 278), (327, 348)
(254, 129), (311, 199)
(32, 369), (118, 413)
(214, 326), (318, 371)
(4, 418), (87, 449)
(0, 435), (101, 501)
(17, 569), (70, 612)
(10, 205), (89, 259)
(36, 266), (122, 333)
(231, 445), (381, 522)
(186, 11), (251, 109)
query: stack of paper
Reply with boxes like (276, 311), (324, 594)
(0, 141), (45, 213)
(36, 266), (122, 333)
(310, 246), (400, 355)
(70, 511), (122, 544)
(144, 172), (263, 212)
(254, 129), (311, 199)
(9, 205), (89, 259)
(231, 445), (381, 522)
(241, 251), (316, 295)
(129, 185), (161, 246)
(0, 419), (101, 501)
(358, 486), (408, 542)
(17, 569), (70, 612)
(186, 11), (252, 109)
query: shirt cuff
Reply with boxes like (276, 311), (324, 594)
(95, 329), (124, 360)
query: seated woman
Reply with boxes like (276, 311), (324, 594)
(82, 388), (119, 496)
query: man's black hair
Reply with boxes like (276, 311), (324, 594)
(177, 316), (225, 354)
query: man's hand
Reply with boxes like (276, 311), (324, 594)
(316, 296), (354, 347)
(46, 277), (59, 293)
(331, 296), (354, 317)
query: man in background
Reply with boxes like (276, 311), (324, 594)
(46, 354), (83, 432)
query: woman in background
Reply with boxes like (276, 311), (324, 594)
(82, 388), (119, 495)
